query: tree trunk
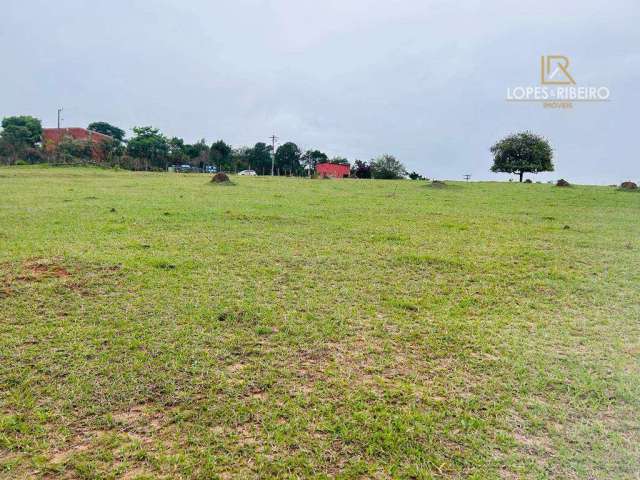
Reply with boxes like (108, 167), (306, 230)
(519, 171), (524, 182)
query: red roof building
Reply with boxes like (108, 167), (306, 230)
(316, 162), (350, 178)
(42, 128), (114, 160)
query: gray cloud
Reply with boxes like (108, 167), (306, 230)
(2, 0), (638, 183)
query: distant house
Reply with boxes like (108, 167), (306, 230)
(42, 128), (113, 160)
(316, 162), (350, 178)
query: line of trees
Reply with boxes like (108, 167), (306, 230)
(0, 115), (559, 182)
(0, 116), (411, 178)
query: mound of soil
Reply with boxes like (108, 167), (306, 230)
(211, 172), (230, 183)
(556, 179), (570, 187)
(620, 181), (637, 190)
(430, 180), (446, 188)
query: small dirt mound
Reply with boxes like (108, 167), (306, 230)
(620, 181), (637, 190)
(556, 179), (570, 187)
(211, 172), (230, 183)
(430, 180), (446, 188)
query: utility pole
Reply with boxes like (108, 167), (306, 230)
(269, 134), (278, 176)
(57, 107), (63, 129)
(464, 174), (471, 182)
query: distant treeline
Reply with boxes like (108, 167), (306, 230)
(0, 116), (418, 179)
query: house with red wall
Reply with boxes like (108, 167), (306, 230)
(42, 128), (114, 160)
(316, 162), (350, 178)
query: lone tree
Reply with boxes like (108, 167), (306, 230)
(490, 132), (553, 182)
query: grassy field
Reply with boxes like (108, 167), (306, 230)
(0, 166), (638, 479)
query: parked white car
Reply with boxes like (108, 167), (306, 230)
(238, 170), (257, 176)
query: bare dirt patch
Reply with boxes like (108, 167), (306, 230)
(2, 257), (123, 297)
(121, 467), (154, 480)
(48, 441), (92, 465)
(110, 403), (168, 442)
(16, 258), (71, 281)
(47, 404), (170, 469)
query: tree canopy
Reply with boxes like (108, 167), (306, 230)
(0, 116), (43, 164)
(370, 154), (406, 179)
(209, 140), (233, 171)
(329, 156), (349, 165)
(275, 142), (302, 174)
(168, 137), (188, 165)
(127, 126), (169, 169)
(490, 132), (553, 182)
(184, 139), (209, 166)
(247, 142), (273, 174)
(300, 150), (328, 174)
(88, 122), (125, 142)
(1, 116), (42, 148)
(350, 160), (371, 178)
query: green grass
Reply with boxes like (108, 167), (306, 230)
(1, 166), (638, 479)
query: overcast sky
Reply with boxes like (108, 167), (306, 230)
(2, 0), (639, 183)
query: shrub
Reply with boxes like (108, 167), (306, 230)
(54, 137), (93, 163)
(370, 155), (406, 179)
(350, 160), (371, 179)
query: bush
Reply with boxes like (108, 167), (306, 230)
(350, 160), (371, 179)
(370, 155), (406, 179)
(54, 138), (93, 163)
